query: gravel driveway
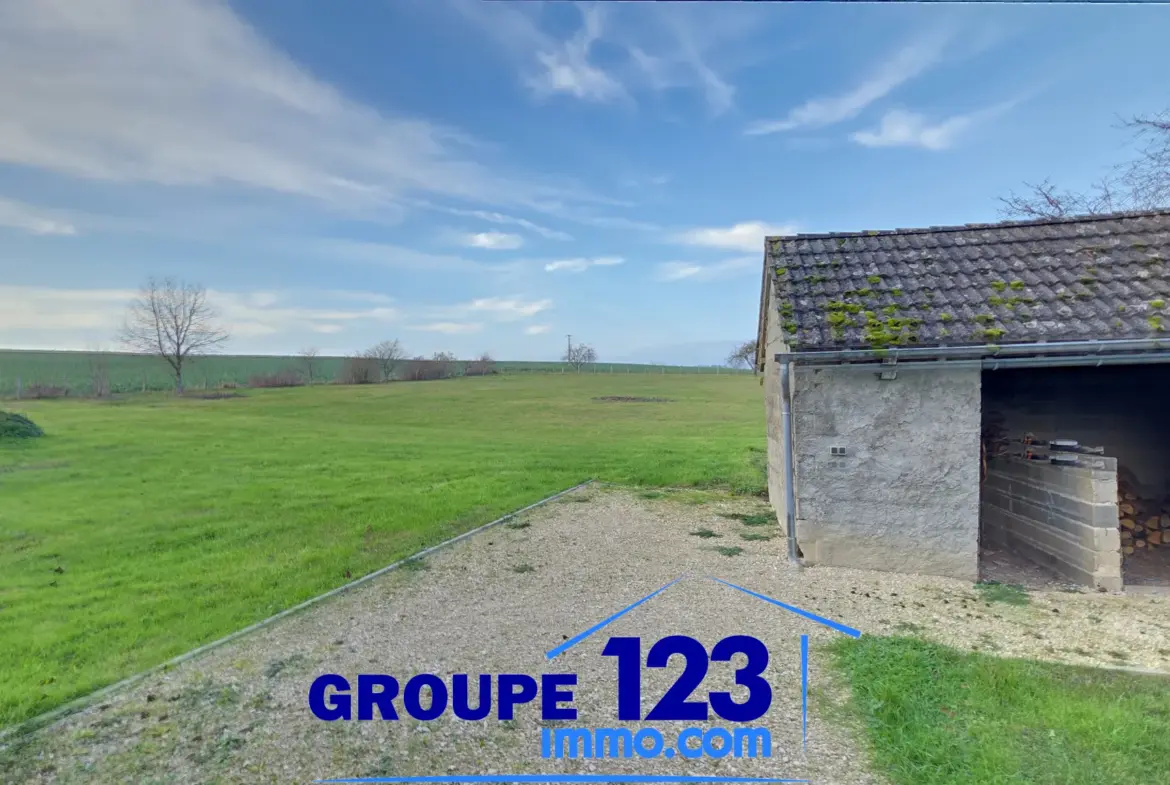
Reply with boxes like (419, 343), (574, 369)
(4, 486), (1170, 785)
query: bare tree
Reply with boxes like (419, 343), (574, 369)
(726, 340), (758, 373)
(364, 339), (406, 381)
(431, 351), (456, 380)
(466, 352), (497, 377)
(999, 110), (1170, 219)
(563, 343), (598, 371)
(117, 277), (229, 393)
(299, 347), (321, 384)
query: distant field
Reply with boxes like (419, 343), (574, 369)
(0, 374), (764, 727)
(0, 350), (749, 397)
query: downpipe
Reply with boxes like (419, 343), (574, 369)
(778, 357), (803, 567)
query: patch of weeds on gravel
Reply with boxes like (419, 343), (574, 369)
(638, 490), (665, 499)
(894, 621), (926, 634)
(689, 528), (722, 539)
(974, 580), (1030, 606)
(719, 512), (775, 526)
(1107, 650), (1131, 662)
(179, 679), (241, 710)
(714, 546), (744, 557)
(739, 532), (773, 542)
(504, 519), (531, 529)
(263, 652), (308, 679)
(401, 558), (430, 572)
(511, 563), (536, 574)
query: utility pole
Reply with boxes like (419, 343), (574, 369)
(566, 334), (572, 359)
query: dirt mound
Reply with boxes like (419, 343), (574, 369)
(592, 396), (673, 403)
(0, 411), (44, 439)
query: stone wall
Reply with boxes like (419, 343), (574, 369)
(787, 366), (982, 580)
(982, 456), (1122, 590)
(762, 288), (790, 517)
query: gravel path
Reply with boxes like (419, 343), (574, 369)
(4, 486), (1170, 785)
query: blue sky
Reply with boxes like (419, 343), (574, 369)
(1, 0), (1168, 364)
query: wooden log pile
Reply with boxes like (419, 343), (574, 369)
(1118, 466), (1170, 555)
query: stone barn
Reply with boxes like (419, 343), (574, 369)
(755, 209), (1170, 591)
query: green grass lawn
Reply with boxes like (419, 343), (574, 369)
(828, 636), (1170, 785)
(0, 374), (764, 727)
(0, 348), (748, 396)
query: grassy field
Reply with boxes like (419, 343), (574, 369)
(828, 636), (1170, 785)
(0, 374), (764, 728)
(0, 349), (746, 396)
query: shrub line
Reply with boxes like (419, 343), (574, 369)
(0, 479), (597, 742)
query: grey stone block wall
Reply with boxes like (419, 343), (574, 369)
(788, 366), (982, 580)
(982, 456), (1122, 590)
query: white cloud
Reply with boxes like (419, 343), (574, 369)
(449, 0), (743, 114)
(744, 28), (954, 135)
(462, 297), (552, 320)
(673, 222), (796, 253)
(462, 231), (524, 250)
(313, 239), (519, 275)
(410, 321), (483, 334)
(0, 197), (78, 236)
(413, 201), (572, 240)
(655, 256), (758, 282)
(312, 324), (344, 334)
(544, 256), (624, 273)
(0, 285), (401, 345)
(527, 6), (626, 103)
(524, 324), (550, 335)
(0, 0), (598, 216)
(849, 109), (968, 150)
(851, 102), (1019, 150)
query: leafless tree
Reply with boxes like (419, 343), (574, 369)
(117, 277), (229, 393)
(563, 343), (598, 371)
(726, 340), (758, 373)
(431, 351), (456, 380)
(299, 347), (321, 384)
(999, 110), (1170, 219)
(84, 342), (110, 397)
(465, 352), (497, 377)
(340, 354), (379, 384)
(364, 339), (406, 381)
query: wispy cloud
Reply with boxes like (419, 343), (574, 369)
(544, 256), (624, 273)
(312, 239), (521, 275)
(524, 324), (550, 335)
(448, 0), (745, 114)
(744, 27), (955, 136)
(461, 231), (525, 250)
(0, 0), (603, 218)
(655, 256), (758, 283)
(851, 101), (1021, 150)
(0, 197), (78, 236)
(527, 6), (626, 103)
(412, 201), (573, 240)
(0, 285), (400, 341)
(409, 321), (483, 334)
(673, 221), (796, 253)
(430, 296), (553, 323)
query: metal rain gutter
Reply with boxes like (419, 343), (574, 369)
(775, 337), (1170, 368)
(775, 349), (1170, 373)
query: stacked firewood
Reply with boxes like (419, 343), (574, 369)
(1118, 467), (1170, 555)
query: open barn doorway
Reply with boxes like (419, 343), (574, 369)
(979, 363), (1170, 590)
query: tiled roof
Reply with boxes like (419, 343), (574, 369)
(766, 209), (1170, 352)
